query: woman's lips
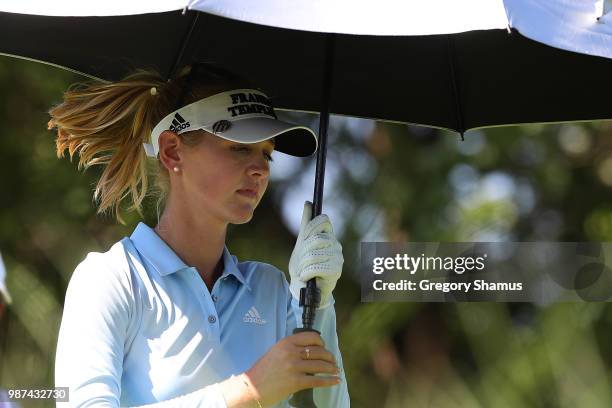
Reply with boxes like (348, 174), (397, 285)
(237, 189), (257, 199)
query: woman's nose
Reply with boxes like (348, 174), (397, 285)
(248, 157), (270, 178)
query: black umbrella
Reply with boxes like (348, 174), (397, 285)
(1, 9), (611, 132)
(1, 5), (611, 407)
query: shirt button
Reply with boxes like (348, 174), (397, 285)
(212, 295), (218, 302)
(208, 315), (217, 324)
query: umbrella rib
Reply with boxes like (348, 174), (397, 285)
(445, 35), (465, 140)
(167, 10), (200, 80)
(0, 53), (107, 82)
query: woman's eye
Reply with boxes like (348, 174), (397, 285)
(232, 145), (273, 162)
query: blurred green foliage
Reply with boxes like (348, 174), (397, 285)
(1, 58), (612, 407)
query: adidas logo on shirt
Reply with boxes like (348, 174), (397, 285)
(243, 306), (267, 325)
(169, 113), (190, 132)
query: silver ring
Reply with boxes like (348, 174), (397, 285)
(304, 347), (311, 360)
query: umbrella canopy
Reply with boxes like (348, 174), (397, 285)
(3, 0), (611, 56)
(194, 0), (612, 59)
(1, 1), (611, 135)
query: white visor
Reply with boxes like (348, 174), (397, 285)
(146, 89), (318, 158)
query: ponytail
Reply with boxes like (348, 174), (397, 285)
(49, 70), (173, 223)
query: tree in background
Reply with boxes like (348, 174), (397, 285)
(1, 58), (611, 407)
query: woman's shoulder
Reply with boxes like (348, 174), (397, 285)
(74, 238), (130, 272)
(62, 239), (137, 325)
(68, 238), (135, 294)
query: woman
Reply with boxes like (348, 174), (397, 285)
(51, 63), (349, 407)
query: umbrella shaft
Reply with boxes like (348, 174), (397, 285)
(292, 34), (336, 408)
(312, 34), (335, 217)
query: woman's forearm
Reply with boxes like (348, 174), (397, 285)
(218, 373), (262, 408)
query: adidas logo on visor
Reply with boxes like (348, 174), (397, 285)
(169, 113), (190, 132)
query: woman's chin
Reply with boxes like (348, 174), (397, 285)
(228, 206), (256, 224)
(230, 214), (253, 225)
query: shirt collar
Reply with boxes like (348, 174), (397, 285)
(129, 222), (251, 290)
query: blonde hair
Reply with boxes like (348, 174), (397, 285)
(48, 64), (251, 224)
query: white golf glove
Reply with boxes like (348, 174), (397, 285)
(289, 201), (343, 309)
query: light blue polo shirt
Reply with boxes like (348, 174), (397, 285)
(55, 222), (349, 407)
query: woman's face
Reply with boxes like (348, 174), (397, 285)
(174, 131), (274, 225)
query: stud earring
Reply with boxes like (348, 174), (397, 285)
(173, 166), (180, 173)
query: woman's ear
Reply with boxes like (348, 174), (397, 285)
(158, 130), (181, 172)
